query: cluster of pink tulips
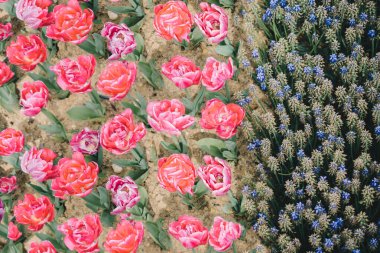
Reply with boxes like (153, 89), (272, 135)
(0, 0), (246, 252)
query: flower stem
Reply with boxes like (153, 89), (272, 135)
(41, 108), (69, 141)
(232, 241), (237, 253)
(225, 82), (231, 102)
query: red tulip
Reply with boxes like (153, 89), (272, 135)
(46, 0), (93, 44)
(0, 128), (24, 156)
(154, 1), (193, 42)
(104, 220), (144, 253)
(6, 35), (47, 71)
(157, 154), (196, 195)
(51, 152), (98, 199)
(7, 222), (22, 241)
(200, 99), (245, 139)
(97, 61), (136, 101)
(14, 194), (55, 231)
(0, 62), (14, 86)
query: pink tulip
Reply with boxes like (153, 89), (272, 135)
(100, 109), (146, 155)
(209, 216), (242, 252)
(106, 175), (140, 215)
(20, 81), (49, 117)
(198, 156), (231, 196)
(50, 54), (96, 94)
(169, 215), (208, 249)
(0, 23), (13, 41)
(147, 99), (195, 136)
(200, 99), (245, 139)
(70, 128), (99, 155)
(201, 57), (234, 91)
(194, 2), (229, 44)
(16, 0), (54, 29)
(28, 241), (57, 253)
(161, 56), (201, 89)
(20, 147), (58, 182)
(0, 176), (17, 194)
(0, 61), (14, 86)
(101, 22), (136, 60)
(58, 214), (102, 253)
(8, 222), (22, 241)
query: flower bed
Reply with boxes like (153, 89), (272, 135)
(0, 0), (259, 252)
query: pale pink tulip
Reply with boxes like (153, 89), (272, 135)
(201, 57), (233, 91)
(161, 56), (201, 89)
(198, 156), (231, 196)
(194, 2), (229, 44)
(169, 215), (208, 249)
(147, 99), (195, 136)
(106, 175), (140, 215)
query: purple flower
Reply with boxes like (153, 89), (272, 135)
(101, 22), (137, 60)
(0, 199), (4, 222)
(70, 128), (99, 155)
(106, 175), (140, 215)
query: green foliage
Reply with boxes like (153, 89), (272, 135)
(122, 92), (148, 125)
(0, 83), (19, 113)
(0, 0), (17, 16)
(67, 90), (105, 121)
(145, 220), (172, 250)
(39, 108), (69, 142)
(78, 33), (106, 58)
(161, 135), (189, 154)
(112, 146), (149, 184)
(108, 0), (145, 31)
(197, 138), (238, 162)
(182, 86), (206, 116)
(138, 61), (164, 89)
(29, 63), (70, 98)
